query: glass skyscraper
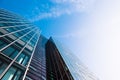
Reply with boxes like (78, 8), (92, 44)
(0, 9), (99, 80)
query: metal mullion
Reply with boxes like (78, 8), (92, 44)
(22, 31), (41, 80)
(0, 12), (26, 21)
(0, 13), (19, 19)
(0, 26), (34, 38)
(0, 17), (26, 23)
(0, 21), (29, 24)
(20, 54), (26, 65)
(0, 29), (38, 79)
(0, 10), (17, 16)
(0, 27), (37, 52)
(0, 24), (30, 28)
(0, 10), (25, 20)
(0, 17), (27, 22)
(11, 68), (18, 80)
(8, 49), (16, 58)
(0, 19), (28, 23)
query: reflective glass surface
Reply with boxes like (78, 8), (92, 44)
(53, 39), (98, 80)
(0, 23), (7, 27)
(2, 66), (22, 80)
(0, 40), (7, 49)
(0, 60), (8, 75)
(16, 53), (29, 66)
(2, 46), (19, 59)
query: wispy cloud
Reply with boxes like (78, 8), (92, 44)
(30, 0), (95, 22)
(53, 28), (89, 39)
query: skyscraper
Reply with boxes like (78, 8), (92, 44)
(0, 9), (99, 80)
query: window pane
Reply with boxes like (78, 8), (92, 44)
(2, 45), (19, 59)
(2, 46), (15, 56)
(5, 28), (15, 32)
(0, 23), (7, 27)
(0, 60), (8, 75)
(2, 67), (23, 80)
(16, 53), (25, 64)
(16, 53), (30, 66)
(14, 32), (22, 37)
(13, 70), (22, 80)
(10, 50), (19, 59)
(21, 36), (29, 42)
(2, 67), (16, 80)
(0, 23), (4, 27)
(22, 56), (29, 66)
(0, 40), (7, 49)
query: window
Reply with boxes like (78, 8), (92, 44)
(21, 36), (30, 43)
(0, 23), (7, 27)
(28, 34), (38, 47)
(2, 46), (19, 59)
(2, 46), (15, 56)
(16, 26), (27, 30)
(5, 27), (16, 32)
(10, 50), (19, 59)
(0, 40), (7, 49)
(14, 32), (22, 37)
(0, 60), (8, 75)
(2, 67), (23, 80)
(14, 29), (29, 38)
(29, 40), (36, 47)
(16, 53), (30, 66)
(25, 76), (32, 80)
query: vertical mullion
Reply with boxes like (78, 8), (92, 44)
(0, 24), (29, 28)
(0, 21), (29, 24)
(0, 29), (38, 79)
(22, 30), (41, 80)
(0, 27), (36, 52)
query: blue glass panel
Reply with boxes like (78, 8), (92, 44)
(2, 46), (19, 59)
(0, 23), (7, 27)
(0, 60), (8, 75)
(10, 50), (19, 59)
(2, 46), (15, 56)
(2, 67), (16, 80)
(16, 53), (25, 64)
(22, 56), (29, 66)
(2, 67), (22, 80)
(16, 53), (30, 66)
(0, 40), (7, 49)
(5, 28), (16, 32)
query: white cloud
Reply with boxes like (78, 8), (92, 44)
(80, 0), (120, 80)
(30, 0), (95, 22)
(53, 27), (89, 39)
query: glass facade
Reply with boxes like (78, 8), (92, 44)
(25, 35), (47, 80)
(46, 38), (99, 80)
(16, 52), (29, 66)
(46, 38), (74, 80)
(0, 9), (99, 80)
(0, 9), (41, 80)
(2, 66), (23, 80)
(0, 60), (8, 75)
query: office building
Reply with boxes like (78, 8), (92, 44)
(0, 9), (98, 80)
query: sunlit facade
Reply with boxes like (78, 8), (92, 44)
(0, 9), (98, 80)
(46, 38), (99, 80)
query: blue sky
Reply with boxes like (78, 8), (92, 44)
(1, 0), (120, 80)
